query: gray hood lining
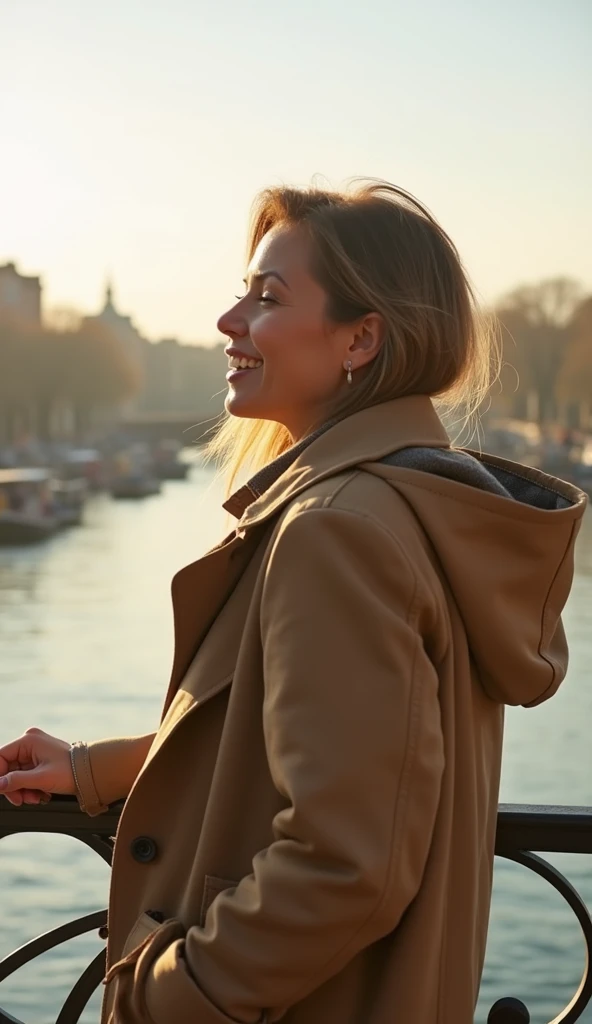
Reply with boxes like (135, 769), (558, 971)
(379, 448), (573, 511)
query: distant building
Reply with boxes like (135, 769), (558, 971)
(139, 337), (227, 419)
(0, 262), (42, 326)
(83, 279), (146, 373)
(82, 280), (148, 414)
(81, 280), (226, 423)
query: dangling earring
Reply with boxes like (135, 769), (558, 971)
(346, 360), (353, 385)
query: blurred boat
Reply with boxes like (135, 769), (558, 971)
(61, 448), (107, 491)
(0, 468), (58, 544)
(110, 474), (162, 499)
(109, 444), (162, 499)
(51, 477), (88, 527)
(152, 439), (189, 480)
(483, 419), (543, 467)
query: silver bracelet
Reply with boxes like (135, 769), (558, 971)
(69, 743), (86, 812)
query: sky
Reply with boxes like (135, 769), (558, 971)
(1, 0), (590, 345)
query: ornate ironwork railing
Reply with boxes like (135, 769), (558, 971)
(0, 800), (590, 1024)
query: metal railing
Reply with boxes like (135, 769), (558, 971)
(0, 800), (590, 1024)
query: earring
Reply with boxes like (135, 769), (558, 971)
(346, 361), (353, 385)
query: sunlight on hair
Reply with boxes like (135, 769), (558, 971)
(205, 179), (501, 493)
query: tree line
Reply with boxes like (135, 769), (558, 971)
(1, 275), (591, 444)
(493, 277), (592, 426)
(0, 312), (140, 442)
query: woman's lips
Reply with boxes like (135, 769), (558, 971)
(226, 364), (263, 382)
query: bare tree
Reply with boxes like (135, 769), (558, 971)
(495, 277), (584, 423)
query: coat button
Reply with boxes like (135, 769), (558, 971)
(130, 836), (158, 863)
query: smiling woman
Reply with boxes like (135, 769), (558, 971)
(209, 179), (497, 490)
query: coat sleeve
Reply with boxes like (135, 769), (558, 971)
(71, 734), (155, 815)
(128, 506), (445, 1023)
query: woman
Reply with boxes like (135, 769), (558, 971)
(0, 182), (586, 1024)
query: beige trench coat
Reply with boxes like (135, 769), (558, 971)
(72, 396), (586, 1023)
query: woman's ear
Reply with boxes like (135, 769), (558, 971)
(348, 312), (385, 369)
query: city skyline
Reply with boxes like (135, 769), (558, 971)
(2, 0), (591, 345)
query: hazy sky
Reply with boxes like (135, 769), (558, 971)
(2, 0), (590, 344)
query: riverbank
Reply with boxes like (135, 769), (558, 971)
(0, 463), (590, 1022)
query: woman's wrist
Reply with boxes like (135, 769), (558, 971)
(69, 740), (108, 816)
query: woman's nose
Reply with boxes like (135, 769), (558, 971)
(217, 302), (247, 338)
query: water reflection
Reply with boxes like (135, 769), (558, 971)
(0, 464), (589, 1023)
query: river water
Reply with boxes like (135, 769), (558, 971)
(0, 457), (590, 1024)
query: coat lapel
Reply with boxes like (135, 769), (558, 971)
(234, 396), (450, 531)
(161, 526), (265, 719)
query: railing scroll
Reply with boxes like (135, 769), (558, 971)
(0, 798), (118, 1024)
(0, 799), (590, 1024)
(488, 805), (592, 1024)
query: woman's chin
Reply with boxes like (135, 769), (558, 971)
(224, 390), (264, 419)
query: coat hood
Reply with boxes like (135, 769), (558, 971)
(231, 396), (587, 710)
(364, 446), (586, 708)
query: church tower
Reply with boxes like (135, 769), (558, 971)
(82, 278), (147, 415)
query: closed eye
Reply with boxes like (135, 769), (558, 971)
(234, 294), (277, 304)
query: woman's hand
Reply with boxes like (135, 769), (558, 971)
(0, 727), (76, 806)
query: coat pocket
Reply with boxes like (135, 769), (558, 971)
(121, 911), (162, 959)
(200, 874), (238, 927)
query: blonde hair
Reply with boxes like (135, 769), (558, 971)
(206, 179), (498, 491)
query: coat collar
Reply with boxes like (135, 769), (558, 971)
(225, 395), (451, 531)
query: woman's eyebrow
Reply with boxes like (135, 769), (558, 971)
(243, 270), (291, 290)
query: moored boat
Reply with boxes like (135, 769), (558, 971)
(152, 439), (189, 480)
(51, 477), (88, 527)
(61, 448), (107, 491)
(110, 474), (162, 499)
(109, 444), (162, 500)
(0, 468), (58, 545)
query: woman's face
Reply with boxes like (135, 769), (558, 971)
(217, 224), (353, 441)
